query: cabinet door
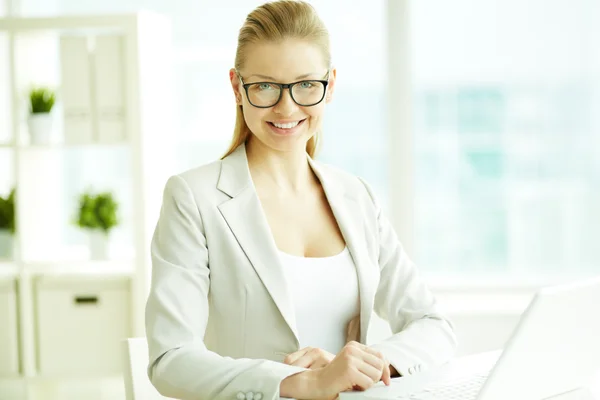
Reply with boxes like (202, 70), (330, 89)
(0, 279), (19, 376)
(35, 277), (131, 377)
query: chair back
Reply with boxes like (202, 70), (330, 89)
(122, 337), (169, 400)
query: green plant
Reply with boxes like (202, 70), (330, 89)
(0, 188), (15, 234)
(75, 191), (119, 234)
(29, 87), (56, 114)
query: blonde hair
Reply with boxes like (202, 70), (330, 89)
(222, 0), (331, 159)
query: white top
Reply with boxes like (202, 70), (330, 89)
(279, 247), (360, 354)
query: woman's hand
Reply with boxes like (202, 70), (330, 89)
(284, 347), (336, 369)
(346, 316), (399, 377)
(311, 341), (391, 399)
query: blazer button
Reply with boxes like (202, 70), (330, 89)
(246, 392), (254, 400)
(254, 394), (263, 400)
(236, 393), (245, 400)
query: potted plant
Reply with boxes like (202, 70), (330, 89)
(0, 188), (15, 259)
(27, 87), (56, 144)
(75, 190), (119, 261)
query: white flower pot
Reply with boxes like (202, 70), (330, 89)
(27, 113), (54, 145)
(89, 230), (109, 261)
(0, 230), (13, 259)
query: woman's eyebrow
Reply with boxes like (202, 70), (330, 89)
(246, 72), (320, 81)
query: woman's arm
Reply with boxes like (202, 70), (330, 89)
(145, 175), (306, 400)
(358, 178), (458, 377)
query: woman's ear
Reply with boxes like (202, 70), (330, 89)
(229, 68), (242, 105)
(325, 68), (337, 104)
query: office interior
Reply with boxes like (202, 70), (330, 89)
(0, 0), (599, 399)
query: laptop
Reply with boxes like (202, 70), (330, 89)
(340, 275), (600, 400)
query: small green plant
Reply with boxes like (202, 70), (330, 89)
(75, 191), (119, 234)
(29, 87), (56, 114)
(0, 188), (15, 234)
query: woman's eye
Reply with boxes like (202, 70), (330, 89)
(258, 83), (273, 90)
(299, 81), (313, 88)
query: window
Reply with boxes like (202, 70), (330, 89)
(410, 0), (600, 277)
(311, 1), (389, 209)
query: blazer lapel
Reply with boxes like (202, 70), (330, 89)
(308, 157), (379, 345)
(216, 144), (300, 346)
(217, 144), (379, 347)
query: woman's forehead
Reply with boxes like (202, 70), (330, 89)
(241, 40), (327, 81)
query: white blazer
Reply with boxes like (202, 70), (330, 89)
(145, 143), (457, 400)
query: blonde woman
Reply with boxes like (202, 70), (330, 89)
(145, 1), (457, 399)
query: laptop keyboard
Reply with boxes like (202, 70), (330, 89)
(395, 373), (489, 400)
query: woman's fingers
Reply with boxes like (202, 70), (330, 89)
(291, 352), (317, 368)
(381, 362), (391, 385)
(285, 347), (335, 369)
(355, 359), (385, 386)
(345, 341), (390, 384)
(354, 342), (387, 361)
(283, 348), (309, 365)
(356, 351), (385, 372)
(348, 365), (378, 391)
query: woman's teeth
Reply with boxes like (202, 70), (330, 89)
(272, 120), (301, 129)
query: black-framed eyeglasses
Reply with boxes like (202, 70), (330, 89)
(237, 70), (330, 108)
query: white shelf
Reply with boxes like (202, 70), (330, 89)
(0, 11), (174, 391)
(1, 260), (135, 279)
(22, 260), (134, 277)
(0, 142), (131, 150)
(0, 14), (141, 32)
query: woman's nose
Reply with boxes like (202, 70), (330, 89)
(273, 88), (298, 115)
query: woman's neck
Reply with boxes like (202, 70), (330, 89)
(245, 136), (315, 195)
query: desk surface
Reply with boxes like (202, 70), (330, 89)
(336, 351), (600, 400)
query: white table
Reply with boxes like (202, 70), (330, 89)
(336, 351), (600, 400)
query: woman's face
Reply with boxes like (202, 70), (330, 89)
(230, 39), (336, 154)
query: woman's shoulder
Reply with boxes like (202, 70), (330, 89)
(163, 158), (224, 199)
(177, 159), (223, 187)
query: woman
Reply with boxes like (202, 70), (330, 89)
(145, 1), (457, 399)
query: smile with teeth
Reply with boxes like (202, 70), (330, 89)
(269, 119), (305, 129)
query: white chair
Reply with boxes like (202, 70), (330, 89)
(122, 337), (170, 400)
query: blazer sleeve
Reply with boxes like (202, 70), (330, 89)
(145, 175), (306, 400)
(358, 178), (458, 377)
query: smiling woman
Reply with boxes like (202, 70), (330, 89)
(144, 2), (456, 400)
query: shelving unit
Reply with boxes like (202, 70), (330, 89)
(0, 12), (174, 400)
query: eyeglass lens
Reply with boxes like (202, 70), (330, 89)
(246, 81), (325, 107)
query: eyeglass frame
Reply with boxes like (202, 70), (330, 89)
(235, 70), (331, 108)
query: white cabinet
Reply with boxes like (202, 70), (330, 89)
(34, 276), (131, 376)
(0, 278), (19, 376)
